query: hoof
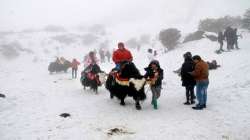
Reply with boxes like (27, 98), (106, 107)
(136, 104), (141, 110)
(120, 102), (125, 106)
(110, 94), (114, 99)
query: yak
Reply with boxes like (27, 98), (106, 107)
(105, 61), (147, 110)
(48, 60), (71, 73)
(80, 64), (106, 93)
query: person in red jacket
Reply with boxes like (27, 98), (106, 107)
(112, 42), (133, 70)
(71, 58), (80, 79)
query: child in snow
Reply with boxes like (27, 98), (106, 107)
(144, 60), (164, 109)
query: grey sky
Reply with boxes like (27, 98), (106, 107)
(0, 0), (249, 32)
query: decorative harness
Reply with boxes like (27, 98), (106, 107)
(111, 71), (154, 87)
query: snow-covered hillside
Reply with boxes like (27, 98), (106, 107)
(0, 31), (250, 140)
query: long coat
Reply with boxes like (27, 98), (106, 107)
(181, 58), (196, 87)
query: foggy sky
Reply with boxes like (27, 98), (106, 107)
(0, 0), (249, 32)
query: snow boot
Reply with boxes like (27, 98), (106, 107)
(202, 104), (206, 108)
(153, 99), (158, 109)
(192, 104), (203, 110)
(190, 100), (195, 104)
(184, 101), (190, 105)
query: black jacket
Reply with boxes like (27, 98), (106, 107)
(181, 58), (196, 87)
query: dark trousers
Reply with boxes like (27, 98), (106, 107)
(227, 39), (234, 50)
(72, 68), (77, 79)
(235, 40), (239, 49)
(219, 41), (223, 50)
(185, 85), (195, 102)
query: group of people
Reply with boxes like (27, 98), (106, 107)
(112, 42), (164, 109)
(218, 26), (242, 52)
(98, 48), (111, 63)
(105, 42), (210, 110)
(180, 52), (209, 110)
(147, 48), (158, 62)
(54, 42), (210, 110)
(55, 57), (67, 65)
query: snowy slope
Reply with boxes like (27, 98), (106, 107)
(0, 32), (250, 140)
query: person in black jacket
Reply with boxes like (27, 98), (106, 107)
(144, 60), (164, 109)
(217, 31), (224, 51)
(181, 52), (196, 105)
(224, 26), (235, 50)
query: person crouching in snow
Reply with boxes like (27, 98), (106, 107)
(71, 58), (80, 79)
(144, 60), (164, 109)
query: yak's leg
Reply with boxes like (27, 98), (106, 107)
(110, 93), (114, 99)
(120, 98), (125, 106)
(135, 98), (142, 110)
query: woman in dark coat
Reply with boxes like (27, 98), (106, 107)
(181, 52), (196, 105)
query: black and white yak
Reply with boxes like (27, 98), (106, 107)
(105, 61), (147, 110)
(80, 64), (106, 93)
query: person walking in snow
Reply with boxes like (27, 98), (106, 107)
(112, 42), (133, 70)
(154, 50), (158, 57)
(217, 31), (225, 51)
(189, 55), (209, 110)
(105, 50), (111, 62)
(224, 26), (235, 50)
(144, 60), (164, 109)
(147, 48), (155, 62)
(233, 28), (242, 49)
(181, 52), (196, 105)
(71, 58), (80, 79)
(99, 48), (105, 63)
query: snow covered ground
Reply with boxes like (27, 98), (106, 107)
(1, 32), (250, 140)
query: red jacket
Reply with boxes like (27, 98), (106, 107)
(71, 60), (80, 69)
(112, 49), (133, 64)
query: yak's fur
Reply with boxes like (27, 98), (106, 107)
(48, 60), (71, 73)
(105, 62), (146, 110)
(80, 64), (104, 93)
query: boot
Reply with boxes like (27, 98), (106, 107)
(192, 104), (203, 110)
(190, 100), (195, 104)
(184, 101), (190, 105)
(202, 104), (206, 108)
(153, 99), (158, 109)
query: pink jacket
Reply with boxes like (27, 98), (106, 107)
(84, 56), (99, 67)
(71, 59), (80, 69)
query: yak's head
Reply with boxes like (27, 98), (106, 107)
(119, 61), (143, 79)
